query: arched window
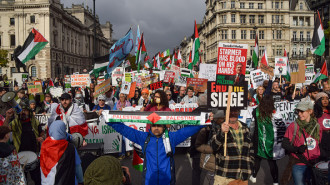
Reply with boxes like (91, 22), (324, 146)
(300, 3), (303, 10)
(31, 66), (37, 77)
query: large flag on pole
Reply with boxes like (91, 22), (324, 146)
(107, 28), (134, 74)
(283, 49), (291, 82)
(135, 25), (141, 56)
(177, 49), (183, 67)
(311, 11), (325, 56)
(155, 53), (161, 70)
(17, 28), (48, 64)
(260, 47), (268, 66)
(188, 51), (193, 70)
(191, 20), (200, 66)
(136, 33), (147, 73)
(252, 33), (259, 68)
(161, 56), (171, 70)
(313, 60), (328, 83)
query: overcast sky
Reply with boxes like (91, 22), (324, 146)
(63, 0), (205, 57)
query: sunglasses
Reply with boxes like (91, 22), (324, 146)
(151, 124), (164, 128)
(295, 109), (305, 114)
(99, 99), (105, 101)
(167, 94), (171, 96)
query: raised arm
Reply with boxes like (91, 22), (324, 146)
(169, 125), (204, 147)
(107, 122), (148, 146)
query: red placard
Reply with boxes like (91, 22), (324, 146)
(186, 78), (208, 92)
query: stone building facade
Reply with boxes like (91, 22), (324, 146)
(0, 0), (112, 80)
(180, 0), (314, 67)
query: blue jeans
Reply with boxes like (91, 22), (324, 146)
(292, 164), (312, 185)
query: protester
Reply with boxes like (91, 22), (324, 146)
(93, 95), (111, 115)
(301, 85), (319, 103)
(105, 88), (117, 110)
(138, 88), (150, 107)
(40, 120), (83, 185)
(29, 99), (43, 115)
(114, 93), (131, 111)
(74, 91), (90, 112)
(251, 95), (280, 184)
(166, 90), (175, 105)
(181, 86), (198, 104)
(16, 90), (29, 106)
(211, 109), (254, 185)
(40, 93), (52, 114)
(174, 86), (186, 103)
(130, 90), (141, 106)
(48, 93), (88, 137)
(265, 79), (282, 102)
(254, 86), (265, 105)
(281, 100), (321, 185)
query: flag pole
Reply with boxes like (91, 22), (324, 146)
(224, 85), (233, 158)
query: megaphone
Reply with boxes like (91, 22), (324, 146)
(2, 92), (21, 113)
(71, 132), (83, 149)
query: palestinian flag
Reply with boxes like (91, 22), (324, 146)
(132, 146), (144, 171)
(104, 111), (210, 125)
(154, 53), (161, 70)
(177, 49), (183, 67)
(40, 138), (75, 185)
(313, 60), (328, 83)
(171, 49), (177, 67)
(136, 33), (147, 73)
(283, 49), (291, 82)
(17, 28), (48, 64)
(188, 51), (193, 70)
(161, 56), (171, 70)
(160, 49), (170, 58)
(91, 62), (107, 78)
(144, 54), (153, 69)
(191, 20), (200, 66)
(252, 33), (259, 68)
(48, 79), (54, 87)
(135, 25), (141, 56)
(311, 11), (325, 56)
(260, 47), (268, 66)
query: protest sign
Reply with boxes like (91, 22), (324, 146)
(71, 74), (90, 87)
(27, 81), (43, 94)
(186, 78), (208, 92)
(250, 69), (266, 89)
(35, 114), (50, 130)
(290, 60), (306, 84)
(304, 64), (314, 85)
(125, 73), (131, 82)
(216, 43), (248, 85)
(207, 81), (248, 110)
(260, 63), (274, 77)
(169, 103), (198, 112)
(180, 68), (191, 77)
(128, 82), (136, 99)
(148, 81), (163, 91)
(94, 78), (111, 97)
(170, 65), (181, 79)
(49, 87), (64, 98)
(199, 64), (217, 81)
(275, 57), (288, 76)
(85, 119), (122, 154)
(274, 101), (298, 126)
(141, 74), (158, 88)
(175, 76), (187, 87)
(163, 71), (175, 86)
(120, 81), (131, 95)
(64, 75), (71, 92)
(112, 67), (124, 86)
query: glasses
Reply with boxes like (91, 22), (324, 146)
(167, 94), (171, 96)
(295, 110), (305, 114)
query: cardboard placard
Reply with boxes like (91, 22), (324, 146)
(207, 81), (248, 110)
(199, 64), (217, 81)
(148, 81), (163, 91)
(186, 78), (208, 92)
(71, 74), (91, 87)
(304, 64), (314, 85)
(120, 81), (131, 95)
(275, 57), (288, 76)
(94, 78), (111, 97)
(27, 81), (43, 94)
(250, 69), (266, 89)
(260, 63), (274, 77)
(290, 60), (306, 84)
(216, 43), (248, 85)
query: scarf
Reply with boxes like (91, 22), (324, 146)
(116, 100), (130, 110)
(295, 117), (320, 141)
(55, 104), (74, 132)
(162, 128), (172, 156)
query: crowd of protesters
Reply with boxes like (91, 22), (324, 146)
(0, 72), (329, 185)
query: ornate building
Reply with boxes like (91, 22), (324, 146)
(180, 0), (314, 67)
(0, 0), (113, 79)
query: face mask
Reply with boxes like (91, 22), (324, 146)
(155, 98), (161, 104)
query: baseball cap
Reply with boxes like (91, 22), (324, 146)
(98, 95), (106, 101)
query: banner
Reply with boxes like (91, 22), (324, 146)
(94, 78), (111, 97)
(107, 28), (134, 74)
(274, 101), (298, 126)
(27, 81), (43, 94)
(169, 103), (198, 112)
(199, 64), (217, 81)
(304, 64), (315, 85)
(186, 78), (208, 92)
(275, 57), (288, 76)
(207, 81), (248, 110)
(141, 74), (158, 88)
(35, 114), (50, 130)
(250, 69), (266, 89)
(216, 43), (248, 85)
(71, 74), (91, 87)
(290, 60), (306, 84)
(112, 67), (124, 86)
(85, 119), (122, 154)
(148, 81), (163, 91)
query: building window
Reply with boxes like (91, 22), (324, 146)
(272, 15), (280, 24)
(306, 45), (310, 53)
(240, 15), (246, 23)
(10, 35), (15, 47)
(231, 1), (235, 8)
(258, 3), (263, 9)
(31, 66), (37, 77)
(299, 18), (304, 26)
(276, 30), (282, 39)
(250, 30), (255, 39)
(300, 3), (303, 10)
(221, 30), (228, 40)
(276, 45), (283, 56)
(307, 32), (311, 41)
(240, 2), (245, 9)
(221, 2), (226, 9)
(275, 2), (279, 9)
(10, 18), (15, 26)
(293, 17), (297, 26)
(250, 46), (255, 56)
(249, 15), (255, 24)
(259, 46), (265, 56)
(11, 67), (16, 74)
(11, 54), (14, 61)
(299, 44), (304, 56)
(292, 45), (297, 55)
(249, 3), (254, 9)
(293, 31), (297, 40)
(281, 15), (284, 23)
(231, 14), (235, 23)
(221, 15), (227, 23)
(300, 31), (304, 41)
(232, 30), (236, 39)
(30, 15), (35, 23)
(258, 15), (264, 24)
(281, 2), (283, 9)
(241, 30), (247, 39)
(259, 30), (264, 39)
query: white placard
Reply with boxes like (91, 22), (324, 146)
(112, 67), (124, 86)
(120, 81), (131, 95)
(49, 87), (64, 98)
(250, 69), (266, 89)
(274, 57), (288, 76)
(199, 64), (217, 81)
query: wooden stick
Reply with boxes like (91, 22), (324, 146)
(292, 84), (297, 100)
(224, 86), (233, 157)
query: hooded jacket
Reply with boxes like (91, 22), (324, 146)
(108, 122), (203, 185)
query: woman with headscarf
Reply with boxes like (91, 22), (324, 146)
(40, 120), (83, 185)
(281, 100), (322, 185)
